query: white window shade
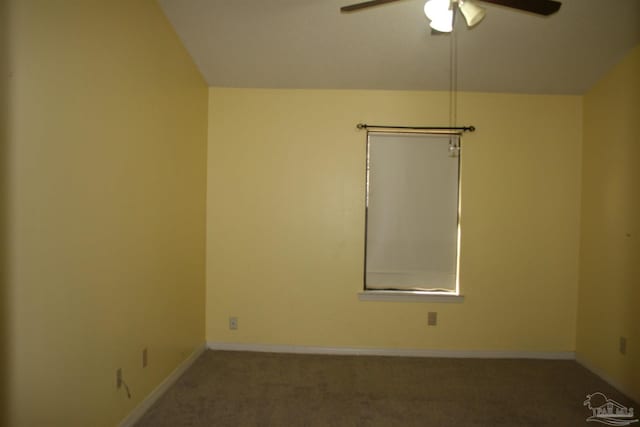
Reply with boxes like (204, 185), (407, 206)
(365, 132), (460, 293)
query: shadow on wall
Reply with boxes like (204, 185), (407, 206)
(1, 1), (9, 424)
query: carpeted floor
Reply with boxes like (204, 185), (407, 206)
(135, 350), (637, 427)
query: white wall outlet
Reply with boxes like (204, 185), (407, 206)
(619, 336), (627, 355)
(229, 316), (238, 330)
(428, 312), (438, 326)
(116, 368), (122, 389)
(142, 348), (148, 368)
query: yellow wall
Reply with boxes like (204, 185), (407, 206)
(207, 88), (582, 352)
(1, 0), (9, 423)
(577, 44), (640, 403)
(6, 1), (208, 426)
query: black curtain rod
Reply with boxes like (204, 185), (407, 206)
(357, 123), (475, 132)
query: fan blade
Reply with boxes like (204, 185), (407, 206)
(480, 0), (561, 15)
(341, 0), (404, 13)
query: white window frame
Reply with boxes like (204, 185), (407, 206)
(359, 130), (464, 303)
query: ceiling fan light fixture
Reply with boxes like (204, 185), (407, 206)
(424, 0), (453, 32)
(459, 0), (485, 27)
(429, 16), (453, 32)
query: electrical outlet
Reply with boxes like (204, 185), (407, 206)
(229, 316), (238, 330)
(619, 337), (627, 355)
(116, 368), (122, 389)
(428, 312), (438, 326)
(142, 348), (148, 368)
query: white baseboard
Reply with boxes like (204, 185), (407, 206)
(576, 354), (639, 404)
(207, 342), (575, 360)
(118, 344), (206, 427)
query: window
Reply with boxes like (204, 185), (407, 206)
(364, 131), (461, 296)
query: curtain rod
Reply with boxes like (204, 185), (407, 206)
(357, 123), (475, 133)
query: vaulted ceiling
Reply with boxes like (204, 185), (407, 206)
(158, 0), (640, 94)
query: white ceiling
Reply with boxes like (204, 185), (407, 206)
(158, 0), (640, 94)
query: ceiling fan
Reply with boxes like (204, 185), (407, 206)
(341, 0), (562, 33)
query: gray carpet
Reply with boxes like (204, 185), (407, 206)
(135, 350), (637, 427)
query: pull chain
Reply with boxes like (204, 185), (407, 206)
(448, 9), (459, 157)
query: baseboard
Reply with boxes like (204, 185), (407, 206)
(207, 342), (575, 360)
(576, 354), (639, 405)
(118, 344), (206, 427)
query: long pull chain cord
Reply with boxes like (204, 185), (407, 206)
(449, 17), (458, 130)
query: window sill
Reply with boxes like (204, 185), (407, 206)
(358, 290), (464, 303)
